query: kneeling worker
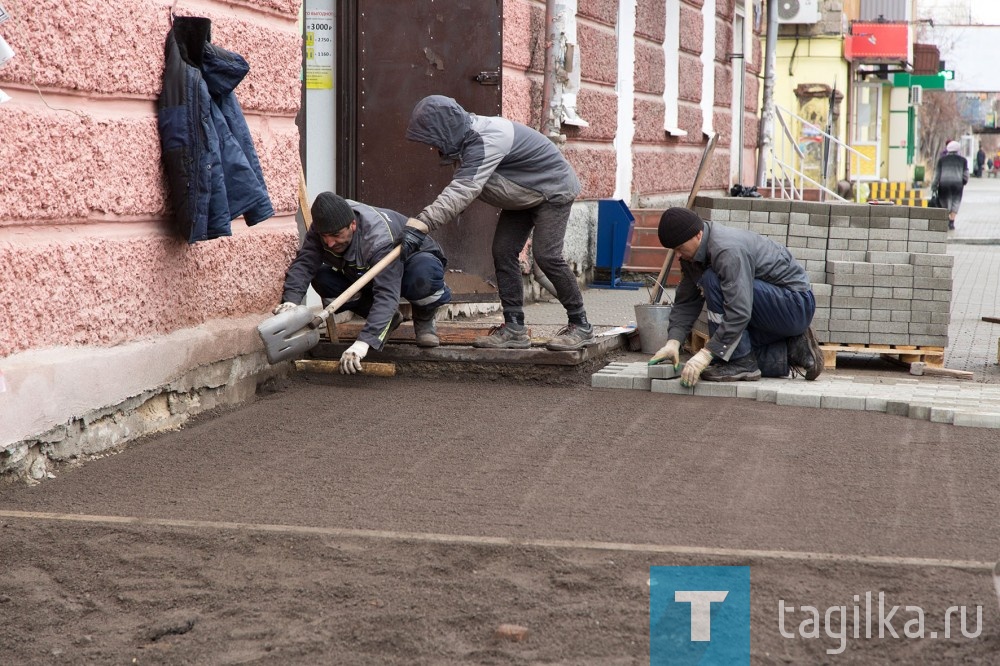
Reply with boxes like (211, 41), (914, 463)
(274, 193), (451, 374)
(649, 207), (823, 387)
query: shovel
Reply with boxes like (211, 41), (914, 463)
(257, 245), (402, 364)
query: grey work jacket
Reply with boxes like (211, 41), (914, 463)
(405, 95), (580, 230)
(280, 200), (445, 350)
(668, 222), (811, 361)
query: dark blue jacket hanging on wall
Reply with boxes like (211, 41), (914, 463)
(157, 16), (274, 243)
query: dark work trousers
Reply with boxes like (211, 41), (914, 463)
(491, 200), (585, 318)
(699, 268), (816, 377)
(311, 252), (451, 318)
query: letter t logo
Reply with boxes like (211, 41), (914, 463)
(675, 590), (729, 641)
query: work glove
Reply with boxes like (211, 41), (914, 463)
(339, 340), (370, 375)
(648, 339), (681, 368)
(400, 218), (430, 261)
(680, 348), (713, 388)
(272, 302), (298, 315)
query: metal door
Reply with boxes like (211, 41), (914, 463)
(338, 0), (502, 295)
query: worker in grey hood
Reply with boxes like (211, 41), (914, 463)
(403, 95), (593, 351)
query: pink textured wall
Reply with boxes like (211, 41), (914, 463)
(0, 228), (296, 356)
(501, 0), (545, 126)
(0, 0), (302, 358)
(577, 22), (619, 85)
(578, 0), (618, 26)
(500, 1), (759, 203)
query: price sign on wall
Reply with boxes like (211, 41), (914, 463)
(305, 10), (334, 90)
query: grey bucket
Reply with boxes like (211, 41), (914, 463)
(634, 304), (672, 354)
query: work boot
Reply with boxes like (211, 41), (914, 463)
(545, 323), (595, 351)
(388, 309), (405, 335)
(787, 326), (823, 381)
(412, 311), (440, 348)
(700, 354), (761, 382)
(472, 323), (531, 349)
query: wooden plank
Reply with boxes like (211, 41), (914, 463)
(909, 362), (973, 380)
(325, 322), (506, 346)
(311, 332), (623, 366)
(820, 343), (946, 370)
(820, 344), (943, 358)
(294, 359), (397, 377)
(688, 329), (709, 353)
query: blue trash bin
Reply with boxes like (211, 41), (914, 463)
(593, 199), (641, 290)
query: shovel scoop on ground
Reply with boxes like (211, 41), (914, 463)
(257, 306), (325, 364)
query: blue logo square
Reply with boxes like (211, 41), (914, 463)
(650, 566), (750, 665)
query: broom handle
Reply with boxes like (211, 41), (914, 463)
(310, 245), (403, 328)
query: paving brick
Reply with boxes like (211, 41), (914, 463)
(591, 372), (634, 389)
(929, 407), (955, 424)
(775, 391), (823, 408)
(884, 400), (910, 416)
(864, 396), (888, 412)
(651, 379), (691, 395)
(819, 393), (868, 410)
(953, 412), (1000, 429)
(648, 364), (680, 379)
(693, 383), (739, 398)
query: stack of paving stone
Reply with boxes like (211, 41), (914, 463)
(690, 197), (951, 348)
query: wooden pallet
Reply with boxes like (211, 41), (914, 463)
(688, 330), (946, 371)
(819, 342), (945, 369)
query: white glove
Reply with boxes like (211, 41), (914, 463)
(680, 348), (713, 388)
(339, 340), (370, 375)
(273, 302), (298, 315)
(649, 339), (681, 368)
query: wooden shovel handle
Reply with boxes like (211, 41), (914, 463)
(310, 245), (403, 328)
(649, 132), (718, 304)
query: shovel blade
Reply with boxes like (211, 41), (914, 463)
(257, 306), (323, 364)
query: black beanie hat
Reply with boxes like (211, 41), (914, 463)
(311, 192), (356, 235)
(657, 207), (704, 249)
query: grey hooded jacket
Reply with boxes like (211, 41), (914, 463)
(405, 95), (581, 230)
(668, 222), (812, 361)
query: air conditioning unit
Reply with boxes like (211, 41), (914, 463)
(910, 85), (923, 106)
(777, 0), (820, 24)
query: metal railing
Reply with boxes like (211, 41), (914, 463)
(764, 104), (872, 202)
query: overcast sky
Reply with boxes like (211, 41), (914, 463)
(914, 0), (1000, 91)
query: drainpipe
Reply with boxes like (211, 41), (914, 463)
(540, 0), (557, 136)
(755, 0), (778, 188)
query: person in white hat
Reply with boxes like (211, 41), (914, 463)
(931, 140), (969, 230)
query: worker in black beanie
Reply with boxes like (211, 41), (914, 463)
(274, 192), (451, 373)
(650, 206), (823, 386)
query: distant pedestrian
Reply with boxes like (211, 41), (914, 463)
(931, 140), (969, 230)
(975, 146), (986, 178)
